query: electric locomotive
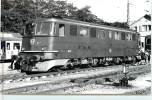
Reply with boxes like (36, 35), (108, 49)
(11, 18), (139, 72)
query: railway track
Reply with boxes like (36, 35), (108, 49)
(1, 63), (149, 85)
(1, 64), (150, 94)
(1, 65), (121, 91)
(35, 65), (151, 95)
(0, 64), (120, 84)
(0, 72), (26, 80)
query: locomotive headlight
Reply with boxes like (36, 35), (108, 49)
(21, 48), (25, 51)
(41, 47), (47, 51)
(41, 48), (45, 51)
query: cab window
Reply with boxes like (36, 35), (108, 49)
(114, 32), (121, 40)
(108, 31), (112, 39)
(25, 23), (35, 36)
(80, 27), (88, 37)
(70, 25), (77, 36)
(90, 28), (96, 38)
(132, 34), (136, 41)
(121, 32), (125, 40)
(36, 22), (51, 35)
(126, 33), (132, 40)
(59, 24), (65, 37)
(97, 29), (106, 39)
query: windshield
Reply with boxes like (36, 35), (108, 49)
(25, 23), (35, 36)
(36, 22), (52, 35)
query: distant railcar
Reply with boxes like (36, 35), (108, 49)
(0, 32), (22, 61)
(11, 18), (138, 72)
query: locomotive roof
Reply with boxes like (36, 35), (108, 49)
(35, 18), (137, 34)
(0, 32), (22, 41)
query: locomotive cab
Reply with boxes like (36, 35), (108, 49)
(14, 19), (70, 72)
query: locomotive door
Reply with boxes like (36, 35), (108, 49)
(77, 26), (90, 58)
(108, 31), (113, 56)
(0, 41), (6, 60)
(5, 41), (12, 59)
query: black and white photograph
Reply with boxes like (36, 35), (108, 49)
(0, 0), (151, 96)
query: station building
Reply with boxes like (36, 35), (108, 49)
(130, 14), (151, 52)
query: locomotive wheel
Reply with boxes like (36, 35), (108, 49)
(26, 71), (32, 75)
(87, 58), (99, 67)
(56, 68), (62, 72)
(132, 56), (136, 65)
(66, 64), (75, 70)
(114, 58), (120, 65)
(88, 63), (93, 68)
(20, 69), (25, 73)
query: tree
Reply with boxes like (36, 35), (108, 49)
(1, 0), (129, 35)
(75, 6), (100, 23)
(1, 0), (36, 35)
(112, 22), (129, 29)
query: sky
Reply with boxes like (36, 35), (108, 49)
(67, 0), (151, 23)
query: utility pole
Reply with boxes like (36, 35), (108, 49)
(150, 0), (152, 66)
(127, 0), (130, 26)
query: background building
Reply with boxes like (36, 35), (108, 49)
(130, 14), (151, 52)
